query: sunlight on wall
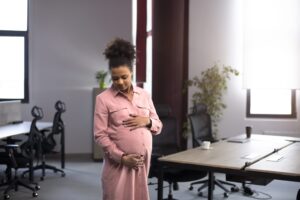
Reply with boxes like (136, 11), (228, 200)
(243, 0), (300, 89)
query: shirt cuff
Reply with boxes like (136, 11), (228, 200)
(105, 146), (124, 163)
(149, 118), (161, 135)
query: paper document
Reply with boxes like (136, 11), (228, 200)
(242, 153), (261, 159)
(266, 154), (283, 162)
(227, 138), (249, 143)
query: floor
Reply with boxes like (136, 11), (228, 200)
(0, 155), (299, 200)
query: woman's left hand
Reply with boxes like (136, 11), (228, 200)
(122, 114), (150, 131)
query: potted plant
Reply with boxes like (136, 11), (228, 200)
(95, 70), (108, 89)
(186, 63), (239, 138)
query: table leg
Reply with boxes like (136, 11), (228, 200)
(61, 130), (65, 169)
(29, 160), (34, 182)
(208, 171), (214, 200)
(157, 165), (164, 200)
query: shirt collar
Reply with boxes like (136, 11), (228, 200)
(111, 84), (140, 97)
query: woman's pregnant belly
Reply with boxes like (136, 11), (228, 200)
(109, 127), (152, 155)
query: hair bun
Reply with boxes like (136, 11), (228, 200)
(103, 38), (135, 61)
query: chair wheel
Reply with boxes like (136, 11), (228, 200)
(35, 185), (41, 190)
(40, 176), (44, 181)
(32, 192), (38, 197)
(231, 186), (239, 192)
(189, 186), (193, 190)
(61, 173), (66, 177)
(4, 194), (10, 200)
(198, 192), (203, 197)
(224, 192), (229, 198)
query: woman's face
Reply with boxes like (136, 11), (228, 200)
(111, 65), (132, 93)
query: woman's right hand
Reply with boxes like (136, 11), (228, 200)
(121, 154), (144, 170)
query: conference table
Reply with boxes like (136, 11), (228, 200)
(157, 134), (300, 200)
(0, 121), (53, 181)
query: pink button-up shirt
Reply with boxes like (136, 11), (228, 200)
(94, 86), (162, 162)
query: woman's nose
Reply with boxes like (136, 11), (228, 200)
(116, 79), (123, 85)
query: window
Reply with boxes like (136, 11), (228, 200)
(246, 89), (296, 118)
(244, 0), (299, 118)
(145, 0), (153, 94)
(0, 0), (29, 103)
(132, 0), (152, 94)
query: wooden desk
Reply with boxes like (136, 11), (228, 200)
(247, 142), (300, 180)
(157, 134), (300, 200)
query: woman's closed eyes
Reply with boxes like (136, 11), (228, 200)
(112, 75), (129, 81)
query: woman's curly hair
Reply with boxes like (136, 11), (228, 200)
(103, 38), (136, 71)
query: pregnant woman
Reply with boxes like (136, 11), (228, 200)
(94, 38), (162, 200)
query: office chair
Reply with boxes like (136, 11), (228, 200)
(188, 104), (238, 197)
(149, 104), (207, 200)
(23, 101), (66, 180)
(0, 106), (43, 199)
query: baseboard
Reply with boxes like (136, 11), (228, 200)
(46, 153), (99, 162)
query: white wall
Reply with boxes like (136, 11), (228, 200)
(189, 0), (300, 139)
(18, 0), (300, 154)
(21, 0), (132, 153)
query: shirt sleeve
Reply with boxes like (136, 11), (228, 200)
(93, 95), (124, 163)
(146, 93), (163, 135)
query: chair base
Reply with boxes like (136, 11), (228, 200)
(189, 176), (239, 197)
(2, 176), (39, 199)
(22, 163), (65, 181)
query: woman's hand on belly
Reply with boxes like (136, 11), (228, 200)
(121, 154), (144, 170)
(122, 114), (150, 131)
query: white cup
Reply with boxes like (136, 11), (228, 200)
(202, 141), (211, 150)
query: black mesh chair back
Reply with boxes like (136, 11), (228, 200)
(52, 100), (66, 136)
(42, 101), (66, 153)
(189, 104), (214, 147)
(151, 104), (179, 175)
(152, 104), (179, 155)
(21, 106), (43, 160)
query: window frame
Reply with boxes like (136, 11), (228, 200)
(246, 89), (296, 118)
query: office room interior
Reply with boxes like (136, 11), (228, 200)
(1, 0), (300, 199)
(4, 0), (297, 154)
